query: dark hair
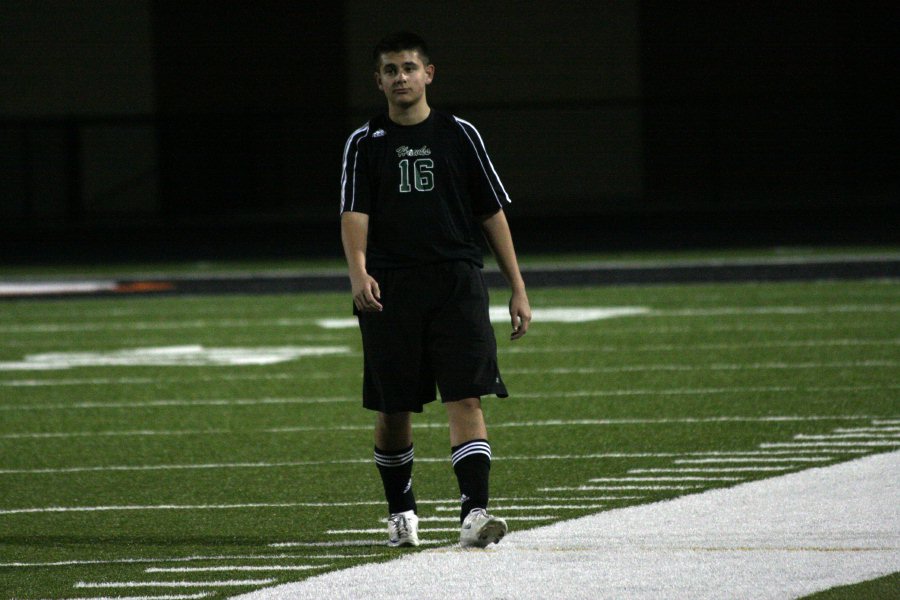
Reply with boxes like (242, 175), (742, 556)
(373, 31), (431, 68)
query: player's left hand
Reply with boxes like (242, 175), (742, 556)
(509, 290), (532, 340)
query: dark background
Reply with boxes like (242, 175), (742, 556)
(1, 1), (896, 264)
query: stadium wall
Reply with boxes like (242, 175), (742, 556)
(0, 1), (895, 262)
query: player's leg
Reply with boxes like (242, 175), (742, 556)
(374, 410), (419, 547)
(430, 262), (509, 547)
(445, 397), (507, 548)
(357, 267), (437, 547)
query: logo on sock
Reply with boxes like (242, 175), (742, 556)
(460, 493), (470, 504)
(403, 477), (413, 494)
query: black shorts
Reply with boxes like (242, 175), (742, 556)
(355, 260), (508, 413)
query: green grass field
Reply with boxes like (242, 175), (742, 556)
(1, 275), (898, 598)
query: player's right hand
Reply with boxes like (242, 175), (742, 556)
(352, 274), (383, 312)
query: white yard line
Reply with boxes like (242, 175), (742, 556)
(231, 451), (900, 600)
(1, 415), (884, 441)
(49, 595), (211, 600)
(145, 565), (327, 573)
(0, 449), (870, 477)
(506, 360), (897, 375)
(1, 553), (372, 569)
(76, 580), (275, 588)
(588, 477), (744, 482)
(672, 457), (832, 464)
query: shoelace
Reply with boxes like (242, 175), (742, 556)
(389, 515), (410, 538)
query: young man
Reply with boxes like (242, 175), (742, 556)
(340, 32), (531, 549)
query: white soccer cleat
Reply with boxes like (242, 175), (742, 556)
(387, 510), (419, 547)
(459, 507), (507, 548)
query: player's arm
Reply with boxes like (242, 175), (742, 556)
(480, 209), (531, 340)
(341, 211), (382, 312)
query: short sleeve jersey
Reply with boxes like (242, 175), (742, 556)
(340, 110), (511, 269)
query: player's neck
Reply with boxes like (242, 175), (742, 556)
(388, 100), (431, 126)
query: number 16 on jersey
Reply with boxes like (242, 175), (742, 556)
(398, 158), (434, 193)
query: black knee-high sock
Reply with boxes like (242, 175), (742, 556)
(374, 444), (416, 515)
(451, 439), (491, 523)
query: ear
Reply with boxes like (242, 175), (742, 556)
(424, 64), (435, 85)
(375, 71), (384, 91)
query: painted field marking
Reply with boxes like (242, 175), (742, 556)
(492, 496), (645, 501)
(673, 457), (833, 464)
(873, 420), (900, 425)
(0, 345), (350, 371)
(416, 515), (554, 523)
(0, 281), (118, 296)
(506, 360), (898, 375)
(588, 477), (743, 482)
(762, 441), (900, 448)
(51, 595), (211, 600)
(504, 338), (900, 354)
(795, 433), (900, 440)
(435, 504), (605, 511)
(269, 539), (444, 548)
(835, 427), (900, 433)
(312, 304), (899, 330)
(75, 579), (275, 588)
(6, 301), (897, 335)
(629, 467), (793, 473)
(0, 395), (358, 410)
(145, 565), (327, 573)
(538, 485), (702, 491)
(5, 416), (887, 444)
(0, 450), (874, 477)
(1, 553), (376, 569)
(234, 451), (900, 600)
(328, 528), (460, 535)
(0, 501), (388, 516)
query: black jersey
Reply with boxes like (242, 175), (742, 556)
(340, 110), (511, 269)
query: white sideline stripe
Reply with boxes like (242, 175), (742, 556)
(589, 477), (743, 482)
(506, 360), (897, 375)
(504, 338), (900, 353)
(629, 467), (793, 473)
(0, 396), (357, 411)
(4, 415), (882, 443)
(2, 383), (893, 405)
(874, 420), (900, 425)
(762, 441), (900, 448)
(1, 553), (373, 568)
(795, 433), (900, 440)
(269, 540), (445, 548)
(513, 384), (900, 399)
(536, 486), (678, 493)
(538, 485), (701, 491)
(145, 565), (327, 573)
(0, 281), (117, 296)
(48, 595), (210, 600)
(231, 451), (900, 600)
(75, 579), (275, 588)
(0, 448), (874, 476)
(835, 427), (900, 433)
(329, 528), (461, 535)
(673, 457), (832, 464)
(0, 501), (396, 516)
(417, 515), (554, 523)
(435, 505), (605, 511)
(4, 302), (895, 334)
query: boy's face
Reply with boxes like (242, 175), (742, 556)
(375, 50), (434, 110)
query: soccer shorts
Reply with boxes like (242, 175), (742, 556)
(355, 260), (508, 413)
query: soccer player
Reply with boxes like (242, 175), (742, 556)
(340, 31), (531, 549)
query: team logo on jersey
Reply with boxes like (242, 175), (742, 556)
(395, 145), (431, 158)
(372, 129), (386, 138)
